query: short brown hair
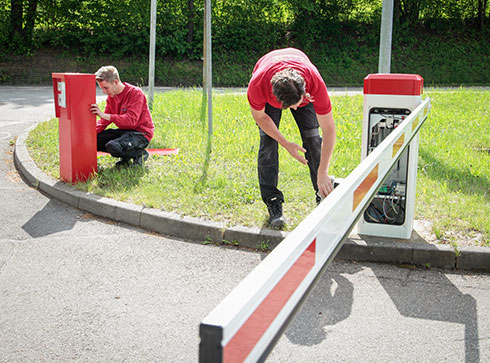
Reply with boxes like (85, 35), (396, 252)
(95, 66), (120, 83)
(271, 68), (305, 108)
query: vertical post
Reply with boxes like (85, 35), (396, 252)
(148, 0), (157, 111)
(378, 0), (394, 73)
(198, 0), (213, 186)
(204, 0), (212, 136)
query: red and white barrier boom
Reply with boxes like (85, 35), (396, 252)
(199, 77), (431, 363)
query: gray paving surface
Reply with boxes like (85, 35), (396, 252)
(1, 86), (489, 362)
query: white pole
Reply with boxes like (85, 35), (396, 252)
(148, 0), (157, 110)
(378, 0), (394, 73)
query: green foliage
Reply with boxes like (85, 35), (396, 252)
(0, 0), (488, 86)
(212, 0), (289, 55)
(256, 240), (271, 252)
(1, 0), (488, 56)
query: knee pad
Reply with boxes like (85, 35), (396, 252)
(105, 140), (124, 157)
(306, 135), (322, 152)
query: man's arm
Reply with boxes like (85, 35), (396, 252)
(90, 103), (113, 134)
(251, 107), (308, 165)
(316, 111), (336, 198)
(90, 90), (145, 129)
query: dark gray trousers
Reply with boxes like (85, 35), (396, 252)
(258, 102), (322, 204)
(97, 129), (149, 160)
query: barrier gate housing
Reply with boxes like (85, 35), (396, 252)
(199, 75), (431, 363)
(52, 73), (97, 183)
(358, 74), (424, 239)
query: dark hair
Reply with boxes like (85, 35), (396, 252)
(271, 68), (305, 108)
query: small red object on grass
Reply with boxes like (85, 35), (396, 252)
(97, 148), (179, 157)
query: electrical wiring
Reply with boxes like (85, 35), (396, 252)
(365, 108), (412, 226)
(382, 195), (396, 221)
(367, 181), (405, 224)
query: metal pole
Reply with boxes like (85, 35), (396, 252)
(197, 0), (212, 186)
(148, 0), (157, 110)
(204, 0), (212, 136)
(378, 0), (394, 73)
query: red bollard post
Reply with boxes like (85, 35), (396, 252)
(52, 73), (97, 183)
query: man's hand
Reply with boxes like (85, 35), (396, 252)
(90, 103), (102, 116)
(90, 104), (110, 121)
(317, 170), (334, 199)
(284, 141), (308, 165)
(315, 111), (336, 199)
(250, 107), (307, 165)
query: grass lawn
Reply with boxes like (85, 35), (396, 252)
(26, 88), (490, 247)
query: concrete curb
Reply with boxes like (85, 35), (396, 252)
(14, 126), (490, 272)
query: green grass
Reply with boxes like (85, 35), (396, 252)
(25, 88), (490, 246)
(416, 88), (490, 247)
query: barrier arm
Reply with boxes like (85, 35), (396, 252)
(200, 98), (431, 363)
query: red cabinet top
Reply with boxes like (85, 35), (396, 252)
(364, 74), (423, 95)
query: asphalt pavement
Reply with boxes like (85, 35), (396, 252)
(1, 86), (489, 362)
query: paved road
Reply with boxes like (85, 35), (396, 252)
(1, 86), (489, 362)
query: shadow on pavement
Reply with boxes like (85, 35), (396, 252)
(282, 261), (479, 363)
(21, 199), (78, 238)
(284, 265), (361, 346)
(372, 266), (480, 363)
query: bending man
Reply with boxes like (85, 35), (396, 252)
(90, 66), (155, 168)
(247, 48), (336, 228)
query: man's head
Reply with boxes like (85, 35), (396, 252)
(271, 68), (306, 109)
(95, 66), (124, 97)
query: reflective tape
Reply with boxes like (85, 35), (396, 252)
(353, 164), (379, 211)
(392, 133), (405, 158)
(223, 239), (316, 362)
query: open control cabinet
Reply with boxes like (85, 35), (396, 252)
(364, 107), (411, 226)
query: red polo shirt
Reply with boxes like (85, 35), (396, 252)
(247, 48), (332, 115)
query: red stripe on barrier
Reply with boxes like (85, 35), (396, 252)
(223, 239), (316, 363)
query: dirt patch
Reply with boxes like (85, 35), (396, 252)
(0, 50), (136, 85)
(413, 219), (487, 248)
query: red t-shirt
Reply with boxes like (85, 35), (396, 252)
(96, 82), (155, 141)
(247, 48), (332, 115)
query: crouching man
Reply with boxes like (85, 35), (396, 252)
(90, 66), (155, 168)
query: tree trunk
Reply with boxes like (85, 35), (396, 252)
(393, 0), (401, 24)
(24, 0), (39, 46)
(187, 0), (194, 44)
(398, 0), (420, 26)
(10, 0), (23, 41)
(478, 0), (488, 30)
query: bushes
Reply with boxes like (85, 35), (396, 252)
(0, 0), (488, 86)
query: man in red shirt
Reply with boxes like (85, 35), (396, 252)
(90, 66), (155, 167)
(247, 48), (336, 228)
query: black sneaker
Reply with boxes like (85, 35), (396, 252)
(115, 158), (131, 168)
(133, 150), (149, 167)
(266, 197), (285, 229)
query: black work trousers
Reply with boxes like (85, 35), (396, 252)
(258, 102), (322, 205)
(97, 129), (149, 160)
